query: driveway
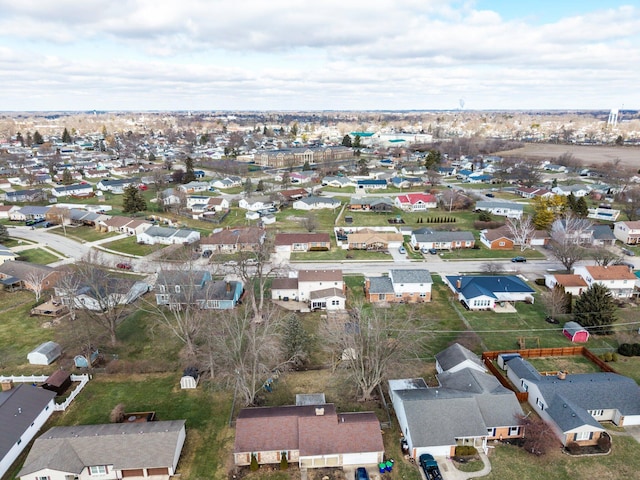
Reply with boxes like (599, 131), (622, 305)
(438, 453), (491, 480)
(389, 247), (410, 263)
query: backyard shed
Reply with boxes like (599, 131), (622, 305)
(42, 370), (71, 395)
(74, 349), (100, 368)
(180, 366), (199, 389)
(27, 341), (62, 365)
(563, 321), (590, 343)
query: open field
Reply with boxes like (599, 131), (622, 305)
(497, 144), (640, 168)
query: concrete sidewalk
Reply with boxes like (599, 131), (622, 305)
(439, 452), (491, 480)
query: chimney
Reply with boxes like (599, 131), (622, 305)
(1, 379), (13, 391)
(456, 278), (462, 289)
(226, 282), (231, 293)
(558, 371), (567, 380)
(315, 407), (325, 416)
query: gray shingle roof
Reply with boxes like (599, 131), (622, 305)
(413, 230), (475, 242)
(18, 420), (186, 476)
(435, 343), (483, 372)
(389, 269), (432, 284)
(367, 276), (394, 294)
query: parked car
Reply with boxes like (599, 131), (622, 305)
(243, 258), (258, 266)
(428, 248), (438, 255)
(116, 262), (132, 270)
(622, 248), (636, 257)
(419, 454), (442, 480)
(486, 193), (495, 198)
(511, 256), (527, 263)
(224, 260), (238, 267)
(399, 246), (406, 254)
(355, 468), (369, 480)
(202, 250), (212, 258)
(614, 261), (635, 269)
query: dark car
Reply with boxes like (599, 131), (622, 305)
(116, 262), (132, 270)
(202, 250), (212, 258)
(511, 256), (527, 263)
(428, 248), (438, 255)
(355, 468), (369, 480)
(419, 454), (442, 480)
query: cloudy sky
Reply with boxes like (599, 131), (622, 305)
(0, 0), (638, 111)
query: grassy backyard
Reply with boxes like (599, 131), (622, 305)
(49, 225), (119, 242)
(100, 236), (166, 256)
(15, 248), (61, 264)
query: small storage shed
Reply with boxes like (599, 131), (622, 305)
(563, 321), (590, 343)
(180, 366), (199, 389)
(27, 341), (62, 365)
(42, 370), (72, 395)
(74, 349), (100, 368)
(497, 353), (521, 370)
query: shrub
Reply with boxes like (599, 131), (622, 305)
(567, 441), (581, 455)
(603, 352), (613, 362)
(611, 352), (618, 362)
(110, 403), (126, 423)
(250, 454), (259, 471)
(597, 434), (611, 452)
(618, 343), (634, 356)
(632, 343), (640, 356)
(280, 452), (289, 470)
(455, 445), (477, 456)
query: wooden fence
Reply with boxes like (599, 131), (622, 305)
(0, 374), (90, 411)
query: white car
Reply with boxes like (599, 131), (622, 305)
(223, 260), (238, 267)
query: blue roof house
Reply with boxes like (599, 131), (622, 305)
(444, 275), (535, 311)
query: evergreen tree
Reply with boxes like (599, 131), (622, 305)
(122, 184), (147, 214)
(15, 132), (23, 146)
(302, 160), (310, 171)
(575, 196), (589, 217)
(244, 178), (253, 195)
(353, 134), (362, 149)
(424, 149), (442, 169)
(342, 134), (352, 147)
(148, 152), (156, 162)
(256, 179), (265, 192)
(62, 127), (72, 143)
(0, 224), (8, 243)
(26, 132), (33, 146)
(574, 284), (617, 335)
(290, 123), (298, 137)
(566, 193), (578, 212)
(283, 316), (310, 367)
(183, 157), (196, 183)
(199, 133), (210, 145)
(33, 130), (44, 144)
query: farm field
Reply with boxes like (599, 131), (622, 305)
(497, 143), (640, 168)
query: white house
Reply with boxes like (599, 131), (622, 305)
(292, 196), (341, 211)
(544, 274), (589, 296)
(475, 201), (524, 219)
(0, 384), (57, 480)
(51, 183), (94, 198)
(551, 184), (591, 197)
(136, 226), (200, 245)
(444, 275), (535, 310)
(573, 265), (636, 298)
(271, 269), (345, 311)
(178, 181), (209, 193)
(238, 195), (275, 212)
(394, 193), (437, 212)
(365, 269), (433, 303)
(614, 221), (640, 244)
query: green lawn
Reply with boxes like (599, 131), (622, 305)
(16, 249), (62, 264)
(1, 237), (36, 248)
(49, 226), (119, 242)
(290, 248), (390, 261)
(439, 246), (545, 260)
(100, 236), (166, 256)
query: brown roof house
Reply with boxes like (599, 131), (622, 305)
(573, 265), (637, 299)
(0, 262), (61, 294)
(479, 226), (514, 250)
(200, 227), (266, 253)
(234, 403), (384, 469)
(274, 233), (331, 253)
(544, 274), (589, 296)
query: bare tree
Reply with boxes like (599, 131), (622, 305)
(548, 240), (588, 271)
(322, 304), (417, 401)
(541, 285), (569, 321)
(589, 246), (622, 266)
(24, 269), (51, 302)
(425, 167), (441, 186)
(517, 414), (561, 456)
(199, 305), (284, 406)
(481, 262), (504, 274)
(301, 213), (319, 232)
(550, 213), (593, 246)
(506, 215), (536, 252)
(621, 188), (640, 221)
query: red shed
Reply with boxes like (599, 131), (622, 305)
(563, 321), (590, 343)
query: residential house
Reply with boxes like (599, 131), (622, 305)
(321, 176), (355, 188)
(99, 216), (152, 235)
(292, 196), (340, 211)
(160, 188), (184, 207)
(390, 176), (422, 189)
(614, 221), (640, 245)
(573, 265), (636, 298)
(0, 262), (60, 293)
(272, 269), (345, 311)
(0, 244), (18, 265)
(505, 356), (640, 446)
(544, 274), (588, 296)
(394, 193), (437, 212)
(479, 226), (514, 250)
(444, 275), (535, 310)
(10, 206), (51, 222)
(136, 226), (200, 245)
(274, 233), (331, 252)
(0, 205), (20, 218)
(365, 269), (433, 303)
(289, 171), (315, 184)
(177, 181), (209, 193)
(348, 197), (394, 212)
(389, 360), (524, 457)
(356, 179), (387, 190)
(515, 186), (553, 199)
(347, 229), (404, 251)
(96, 177), (141, 194)
(234, 403), (383, 468)
(5, 188), (46, 203)
(475, 201), (523, 219)
(590, 224), (616, 247)
(410, 229), (475, 251)
(205, 197), (229, 212)
(238, 195), (275, 212)
(54, 273), (149, 311)
(200, 227), (265, 253)
(18, 420), (187, 480)
(51, 183), (94, 198)
(209, 176), (243, 189)
(278, 188), (309, 203)
(0, 384), (57, 479)
(155, 270), (243, 309)
(551, 184), (591, 197)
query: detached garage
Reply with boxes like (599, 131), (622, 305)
(27, 341), (62, 365)
(563, 322), (590, 343)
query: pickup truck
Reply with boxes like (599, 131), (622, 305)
(419, 454), (442, 480)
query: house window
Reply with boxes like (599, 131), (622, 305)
(536, 398), (545, 411)
(419, 293), (426, 298)
(159, 284), (166, 293)
(509, 426), (520, 436)
(395, 293), (402, 298)
(378, 294), (385, 301)
(499, 241), (505, 246)
(487, 428), (496, 437)
(589, 409), (604, 417)
(331, 300), (340, 306)
(37, 477), (50, 480)
(575, 431), (592, 441)
(89, 466), (108, 475)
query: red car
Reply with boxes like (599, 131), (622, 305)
(116, 262), (132, 270)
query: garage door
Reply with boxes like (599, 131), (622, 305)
(147, 467), (170, 475)
(343, 452), (380, 465)
(121, 469), (145, 477)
